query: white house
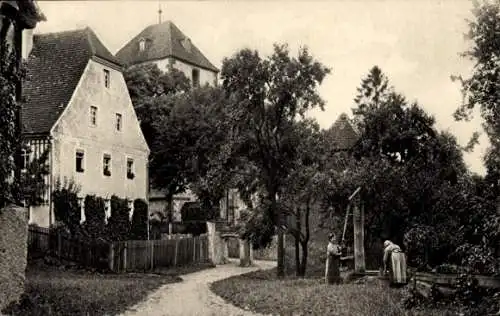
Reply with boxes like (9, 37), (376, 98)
(22, 27), (150, 227)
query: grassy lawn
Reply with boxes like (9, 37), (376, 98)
(210, 268), (455, 316)
(3, 262), (215, 316)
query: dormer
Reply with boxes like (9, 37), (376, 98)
(181, 37), (191, 53)
(138, 37), (146, 52)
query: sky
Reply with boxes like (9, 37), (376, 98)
(35, 0), (487, 174)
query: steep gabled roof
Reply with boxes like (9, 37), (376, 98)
(115, 21), (219, 73)
(22, 27), (121, 135)
(327, 113), (360, 150)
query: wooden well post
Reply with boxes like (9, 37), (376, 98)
(349, 187), (365, 275)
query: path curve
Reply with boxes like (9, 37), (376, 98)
(119, 259), (276, 316)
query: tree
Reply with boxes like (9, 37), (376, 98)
(151, 85), (231, 219)
(319, 66), (474, 270)
(52, 177), (81, 235)
(123, 64), (191, 221)
(280, 119), (325, 276)
(106, 195), (131, 241)
(453, 0), (500, 184)
(0, 40), (24, 208)
(124, 63), (231, 222)
(452, 0), (500, 269)
(123, 64), (190, 147)
(130, 198), (148, 240)
(221, 44), (331, 277)
(82, 195), (106, 240)
(352, 65), (392, 130)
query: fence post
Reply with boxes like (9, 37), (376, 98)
(109, 243), (115, 272)
(174, 238), (179, 266)
(123, 243), (128, 272)
(198, 237), (203, 263)
(193, 237), (196, 263)
(57, 232), (62, 260)
(150, 240), (154, 271)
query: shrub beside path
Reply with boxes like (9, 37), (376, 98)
(119, 259), (276, 316)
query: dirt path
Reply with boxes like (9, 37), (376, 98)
(119, 260), (276, 316)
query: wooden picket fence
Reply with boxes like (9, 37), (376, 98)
(108, 234), (209, 273)
(28, 225), (111, 270)
(28, 226), (210, 273)
(28, 225), (50, 255)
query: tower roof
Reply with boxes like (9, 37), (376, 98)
(326, 113), (360, 150)
(115, 21), (219, 72)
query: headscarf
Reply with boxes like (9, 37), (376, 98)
(328, 233), (336, 241)
(383, 240), (392, 248)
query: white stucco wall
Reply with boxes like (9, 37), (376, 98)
(149, 57), (218, 87)
(51, 59), (149, 203)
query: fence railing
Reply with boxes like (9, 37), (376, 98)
(109, 234), (209, 273)
(28, 226), (209, 273)
(28, 226), (50, 256)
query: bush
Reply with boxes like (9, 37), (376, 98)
(404, 225), (437, 268)
(106, 195), (130, 241)
(130, 199), (148, 240)
(402, 273), (500, 316)
(52, 178), (81, 235)
(453, 243), (498, 275)
(82, 195), (106, 240)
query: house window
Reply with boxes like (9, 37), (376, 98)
(103, 154), (111, 176)
(126, 158), (135, 179)
(90, 106), (97, 126)
(75, 150), (84, 173)
(20, 148), (28, 171)
(192, 68), (200, 87)
(103, 69), (110, 88)
(116, 113), (122, 131)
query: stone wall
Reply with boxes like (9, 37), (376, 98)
(206, 221), (226, 265)
(0, 205), (28, 311)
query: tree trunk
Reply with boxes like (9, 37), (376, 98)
(166, 193), (174, 235)
(299, 241), (308, 276)
(277, 228), (284, 277)
(353, 199), (366, 274)
(271, 189), (284, 278)
(298, 199), (311, 277)
(295, 207), (301, 276)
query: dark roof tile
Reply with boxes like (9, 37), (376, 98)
(22, 27), (120, 135)
(327, 113), (360, 150)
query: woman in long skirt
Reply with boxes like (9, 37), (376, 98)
(325, 233), (342, 284)
(383, 240), (407, 286)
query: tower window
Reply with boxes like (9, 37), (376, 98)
(139, 38), (146, 52)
